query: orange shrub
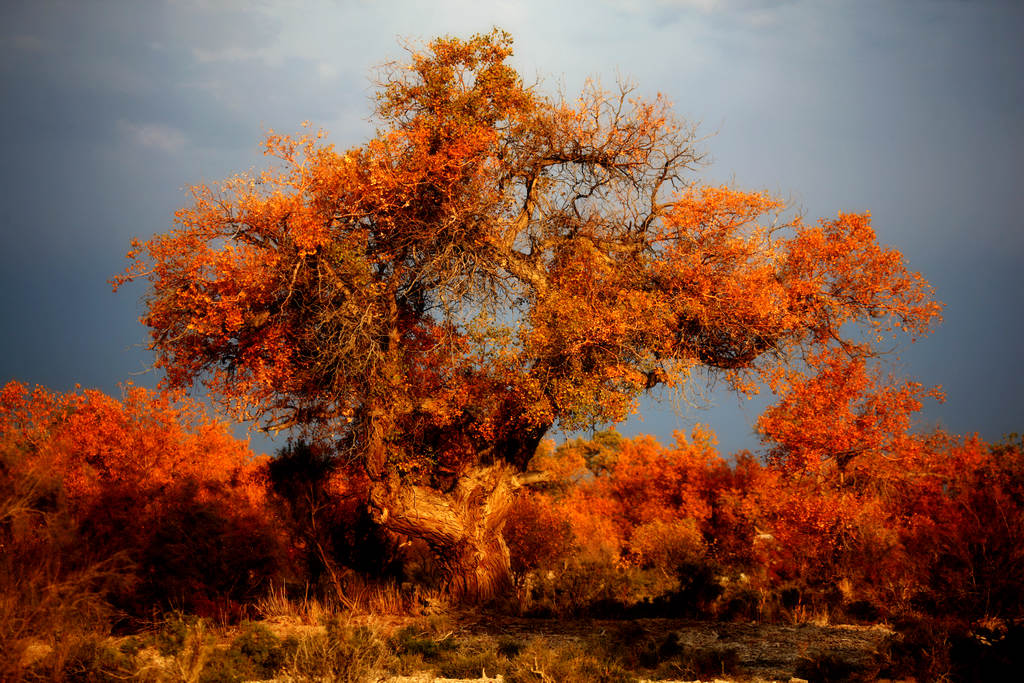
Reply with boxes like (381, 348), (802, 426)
(0, 381), (267, 503)
(629, 517), (706, 570)
(505, 490), (573, 573)
(0, 381), (285, 617)
(874, 433), (1024, 618)
(512, 416), (1024, 624)
(533, 428), (742, 580)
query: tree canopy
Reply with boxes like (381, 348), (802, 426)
(115, 29), (941, 601)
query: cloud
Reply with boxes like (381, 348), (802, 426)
(610, 0), (752, 14)
(657, 0), (723, 11)
(316, 62), (339, 81)
(1, 34), (48, 53)
(117, 120), (187, 152)
(191, 45), (271, 64)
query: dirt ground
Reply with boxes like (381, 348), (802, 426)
(282, 613), (894, 682)
(463, 616), (892, 682)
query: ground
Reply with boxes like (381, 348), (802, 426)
(254, 613), (895, 682)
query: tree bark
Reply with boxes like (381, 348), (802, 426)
(368, 464), (530, 603)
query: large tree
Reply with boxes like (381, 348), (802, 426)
(115, 30), (940, 602)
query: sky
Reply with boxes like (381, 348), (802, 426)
(0, 0), (1020, 457)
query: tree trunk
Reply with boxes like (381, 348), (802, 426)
(368, 464), (527, 604)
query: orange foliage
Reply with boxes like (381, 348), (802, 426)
(540, 428), (731, 569)
(864, 433), (1024, 616)
(114, 29), (940, 489)
(0, 381), (281, 616)
(512, 422), (1024, 623)
(504, 490), (573, 573)
(109, 30), (952, 604)
(759, 347), (943, 472)
(0, 381), (266, 507)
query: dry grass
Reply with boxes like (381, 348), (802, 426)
(0, 453), (133, 681)
(3, 600), (959, 683)
(256, 578), (450, 626)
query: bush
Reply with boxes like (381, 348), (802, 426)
(60, 637), (136, 683)
(875, 617), (1024, 683)
(517, 560), (643, 617)
(391, 624), (458, 661)
(199, 622), (292, 683)
(506, 637), (633, 683)
(0, 442), (129, 681)
(0, 381), (287, 623)
(655, 641), (740, 681)
(436, 645), (502, 679)
(505, 490), (573, 574)
(268, 440), (405, 597)
(281, 617), (396, 682)
(154, 612), (208, 657)
(629, 517), (705, 572)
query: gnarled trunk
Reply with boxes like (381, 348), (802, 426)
(368, 464), (532, 603)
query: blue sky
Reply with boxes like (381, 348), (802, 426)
(1, 0), (1020, 456)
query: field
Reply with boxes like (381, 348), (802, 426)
(8, 575), (1022, 682)
(3, 385), (1022, 681)
(6, 606), (928, 682)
